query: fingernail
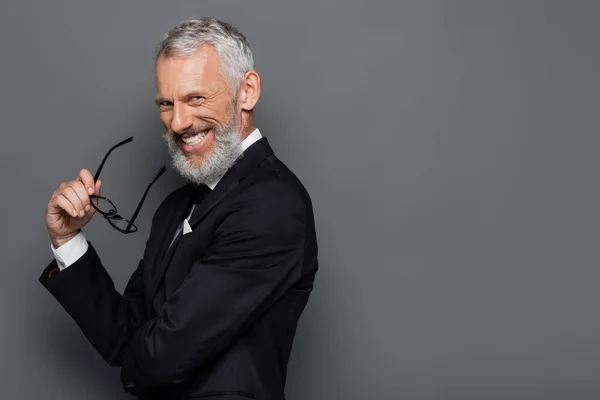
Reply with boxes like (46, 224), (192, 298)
(72, 209), (78, 217)
(79, 210), (85, 217)
(88, 187), (94, 195)
(85, 205), (91, 212)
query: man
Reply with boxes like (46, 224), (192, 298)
(39, 18), (318, 400)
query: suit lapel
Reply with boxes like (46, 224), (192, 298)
(188, 137), (274, 230)
(146, 171), (239, 304)
(145, 184), (194, 314)
(146, 137), (275, 305)
(187, 170), (238, 229)
(153, 184), (195, 269)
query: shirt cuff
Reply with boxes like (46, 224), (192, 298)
(50, 232), (89, 270)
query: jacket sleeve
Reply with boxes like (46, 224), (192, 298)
(119, 179), (306, 396)
(39, 245), (147, 366)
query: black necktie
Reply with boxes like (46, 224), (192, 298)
(192, 183), (211, 204)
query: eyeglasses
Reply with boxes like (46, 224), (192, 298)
(90, 136), (165, 234)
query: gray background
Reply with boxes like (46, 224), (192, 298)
(0, 0), (599, 399)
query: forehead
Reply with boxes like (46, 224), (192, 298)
(155, 45), (225, 93)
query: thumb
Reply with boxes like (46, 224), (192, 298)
(95, 179), (102, 196)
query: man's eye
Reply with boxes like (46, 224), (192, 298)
(158, 101), (173, 109)
(189, 96), (205, 103)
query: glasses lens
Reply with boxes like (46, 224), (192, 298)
(91, 196), (117, 215)
(108, 216), (138, 233)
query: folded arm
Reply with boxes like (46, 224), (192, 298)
(119, 179), (306, 395)
(39, 244), (147, 366)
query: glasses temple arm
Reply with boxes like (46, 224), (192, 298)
(125, 165), (166, 231)
(93, 136), (134, 181)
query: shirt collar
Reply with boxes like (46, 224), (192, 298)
(205, 128), (263, 190)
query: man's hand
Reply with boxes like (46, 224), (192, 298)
(46, 169), (102, 248)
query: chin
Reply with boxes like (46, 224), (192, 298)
(185, 155), (207, 169)
(185, 145), (213, 165)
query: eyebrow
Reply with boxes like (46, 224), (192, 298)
(184, 90), (209, 99)
(155, 97), (170, 105)
(155, 91), (209, 105)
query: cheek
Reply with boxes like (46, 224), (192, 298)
(198, 100), (233, 123)
(159, 112), (173, 130)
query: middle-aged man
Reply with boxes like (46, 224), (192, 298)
(39, 18), (318, 400)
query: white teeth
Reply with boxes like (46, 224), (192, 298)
(182, 131), (207, 145)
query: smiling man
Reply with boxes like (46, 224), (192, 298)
(39, 18), (318, 400)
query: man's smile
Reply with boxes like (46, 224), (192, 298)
(177, 128), (214, 153)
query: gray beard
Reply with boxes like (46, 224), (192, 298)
(162, 113), (243, 186)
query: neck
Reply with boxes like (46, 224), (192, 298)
(239, 112), (255, 140)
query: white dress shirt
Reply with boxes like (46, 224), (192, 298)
(51, 128), (263, 270)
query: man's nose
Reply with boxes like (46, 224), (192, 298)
(171, 103), (194, 134)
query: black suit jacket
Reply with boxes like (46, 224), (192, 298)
(39, 138), (318, 400)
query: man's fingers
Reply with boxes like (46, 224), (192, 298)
(67, 180), (91, 212)
(54, 194), (79, 218)
(48, 172), (98, 220)
(61, 186), (85, 217)
(78, 169), (96, 196)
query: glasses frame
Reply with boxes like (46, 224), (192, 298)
(90, 136), (165, 234)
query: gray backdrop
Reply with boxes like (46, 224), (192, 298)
(1, 0), (599, 399)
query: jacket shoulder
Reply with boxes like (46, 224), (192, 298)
(239, 156), (311, 208)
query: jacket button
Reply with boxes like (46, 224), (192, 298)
(124, 381), (136, 391)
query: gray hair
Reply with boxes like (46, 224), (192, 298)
(156, 18), (254, 93)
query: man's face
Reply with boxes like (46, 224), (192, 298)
(155, 45), (242, 184)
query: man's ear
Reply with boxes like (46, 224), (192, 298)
(238, 70), (261, 111)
